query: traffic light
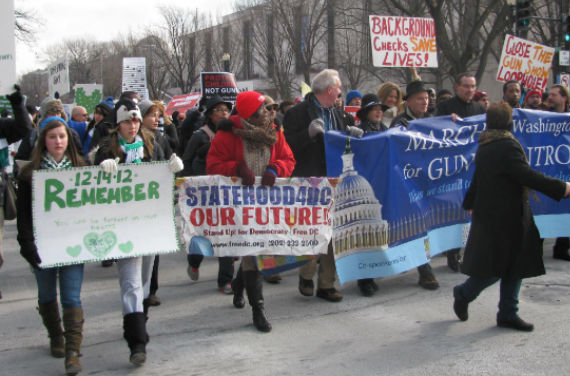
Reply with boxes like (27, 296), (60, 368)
(516, 0), (532, 32)
(565, 15), (570, 44)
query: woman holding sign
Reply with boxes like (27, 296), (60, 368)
(207, 91), (295, 332)
(453, 101), (570, 331)
(17, 118), (86, 375)
(94, 98), (183, 365)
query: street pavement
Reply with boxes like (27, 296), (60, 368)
(0, 219), (569, 376)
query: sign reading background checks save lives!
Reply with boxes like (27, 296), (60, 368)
(368, 15), (438, 68)
(33, 162), (178, 268)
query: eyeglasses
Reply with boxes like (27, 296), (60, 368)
(213, 107), (230, 113)
(266, 105), (278, 111)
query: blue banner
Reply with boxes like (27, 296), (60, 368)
(326, 109), (570, 284)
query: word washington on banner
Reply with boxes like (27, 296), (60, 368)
(325, 109), (570, 284)
(177, 175), (334, 257)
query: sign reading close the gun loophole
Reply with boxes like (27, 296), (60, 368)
(32, 162), (178, 268)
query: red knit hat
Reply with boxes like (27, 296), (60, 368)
(236, 91), (265, 119)
(525, 90), (542, 103)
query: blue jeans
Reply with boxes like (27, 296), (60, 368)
(34, 264), (84, 308)
(455, 276), (522, 321)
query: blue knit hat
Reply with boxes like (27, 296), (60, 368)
(345, 90), (362, 106)
(99, 96), (115, 111)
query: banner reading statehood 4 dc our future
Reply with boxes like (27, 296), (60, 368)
(177, 175), (334, 257)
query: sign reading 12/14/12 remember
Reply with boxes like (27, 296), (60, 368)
(33, 162), (178, 268)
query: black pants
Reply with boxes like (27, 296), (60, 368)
(187, 254), (234, 288)
(150, 255), (159, 295)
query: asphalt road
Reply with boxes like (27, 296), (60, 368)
(1, 220), (568, 376)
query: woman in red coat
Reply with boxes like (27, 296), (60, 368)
(207, 91), (295, 332)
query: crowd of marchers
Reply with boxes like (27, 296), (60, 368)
(0, 68), (569, 376)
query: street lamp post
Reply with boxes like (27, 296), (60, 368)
(222, 53), (231, 73)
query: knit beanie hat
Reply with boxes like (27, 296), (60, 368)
(236, 91), (265, 119)
(100, 96), (115, 111)
(346, 90), (362, 106)
(114, 98), (142, 124)
(525, 90), (542, 103)
(137, 99), (156, 118)
(40, 98), (64, 118)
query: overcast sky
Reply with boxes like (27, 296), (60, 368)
(14, 0), (231, 75)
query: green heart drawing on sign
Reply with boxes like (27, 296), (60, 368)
(83, 231), (117, 258)
(75, 87), (102, 115)
(66, 245), (82, 258)
(119, 241), (134, 254)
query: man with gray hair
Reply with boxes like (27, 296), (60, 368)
(283, 69), (362, 302)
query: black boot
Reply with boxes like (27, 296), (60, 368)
(231, 266), (245, 309)
(123, 313), (148, 366)
(243, 271), (272, 332)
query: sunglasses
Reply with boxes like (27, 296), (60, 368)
(266, 105), (278, 111)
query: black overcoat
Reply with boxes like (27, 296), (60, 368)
(461, 136), (567, 279)
(283, 93), (346, 177)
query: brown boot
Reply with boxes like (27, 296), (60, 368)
(38, 301), (65, 358)
(63, 307), (84, 375)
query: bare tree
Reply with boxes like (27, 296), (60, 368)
(14, 7), (41, 44)
(373, 0), (512, 87)
(145, 6), (206, 94)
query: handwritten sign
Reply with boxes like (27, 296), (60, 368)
(369, 15), (438, 68)
(496, 34), (554, 91)
(200, 72), (239, 103)
(33, 163), (178, 267)
(0, 0), (16, 95)
(178, 175), (334, 257)
(48, 59), (70, 98)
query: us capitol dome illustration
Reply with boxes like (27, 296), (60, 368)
(333, 138), (389, 258)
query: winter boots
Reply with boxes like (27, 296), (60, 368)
(62, 307), (84, 375)
(38, 301), (65, 358)
(243, 270), (272, 333)
(123, 312), (149, 366)
(231, 266), (245, 309)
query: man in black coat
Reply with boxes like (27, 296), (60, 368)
(284, 69), (363, 302)
(453, 101), (570, 331)
(390, 81), (440, 291)
(435, 72), (487, 271)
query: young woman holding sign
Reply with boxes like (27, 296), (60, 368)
(17, 118), (86, 376)
(94, 98), (183, 366)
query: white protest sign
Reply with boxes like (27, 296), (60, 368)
(496, 34), (555, 91)
(178, 175), (334, 257)
(0, 0), (17, 95)
(369, 15), (438, 68)
(48, 59), (70, 98)
(122, 57), (149, 100)
(33, 162), (178, 267)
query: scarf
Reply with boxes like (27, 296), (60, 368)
(313, 96), (337, 131)
(119, 134), (144, 164)
(233, 118), (277, 151)
(40, 153), (72, 170)
(478, 129), (534, 201)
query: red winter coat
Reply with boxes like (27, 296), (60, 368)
(206, 115), (296, 178)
